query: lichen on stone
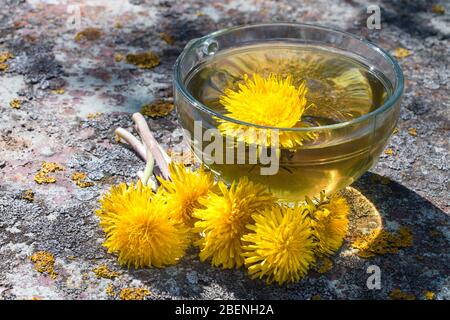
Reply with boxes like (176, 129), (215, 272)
(393, 48), (411, 59)
(167, 149), (198, 165)
(431, 4), (445, 14)
(140, 100), (173, 117)
(119, 287), (150, 300)
(0, 51), (14, 63)
(106, 283), (116, 298)
(408, 127), (417, 137)
(316, 258), (334, 274)
(352, 226), (413, 258)
(126, 51), (160, 69)
(9, 98), (22, 109)
(92, 264), (120, 279)
(22, 189), (34, 202)
(34, 162), (65, 184)
(74, 28), (102, 42)
(389, 288), (415, 300)
(423, 291), (435, 300)
(384, 148), (394, 156)
(159, 32), (175, 45)
(30, 251), (57, 279)
(87, 112), (102, 119)
(71, 172), (94, 188)
(52, 88), (65, 94)
(114, 53), (124, 62)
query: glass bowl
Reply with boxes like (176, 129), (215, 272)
(173, 23), (403, 200)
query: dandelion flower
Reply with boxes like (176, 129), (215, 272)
(194, 177), (275, 269)
(158, 163), (215, 226)
(309, 193), (350, 256)
(242, 205), (315, 285)
(217, 73), (316, 149)
(96, 181), (190, 268)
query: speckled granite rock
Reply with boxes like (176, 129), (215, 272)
(0, 0), (448, 300)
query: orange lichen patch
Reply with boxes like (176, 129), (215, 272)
(114, 53), (124, 62)
(71, 172), (94, 188)
(140, 100), (174, 117)
(10, 98), (22, 109)
(74, 28), (102, 42)
(352, 226), (413, 258)
(431, 4), (445, 14)
(159, 32), (175, 45)
(0, 51), (14, 63)
(392, 47), (411, 59)
(119, 288), (151, 300)
(106, 283), (116, 298)
(31, 297), (42, 300)
(423, 291), (435, 300)
(384, 148), (394, 156)
(167, 149), (198, 165)
(22, 189), (34, 202)
(408, 127), (417, 137)
(34, 162), (65, 184)
(389, 288), (416, 300)
(92, 264), (120, 279)
(52, 88), (65, 94)
(126, 51), (160, 69)
(87, 112), (102, 119)
(0, 63), (8, 71)
(30, 251), (57, 279)
(316, 258), (334, 274)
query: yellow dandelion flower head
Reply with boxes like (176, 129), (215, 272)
(242, 205), (316, 285)
(217, 73), (316, 148)
(158, 162), (215, 225)
(194, 177), (276, 269)
(310, 193), (350, 256)
(96, 181), (190, 268)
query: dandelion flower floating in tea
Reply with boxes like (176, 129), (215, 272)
(194, 177), (276, 269)
(242, 205), (316, 285)
(158, 162), (215, 226)
(96, 180), (190, 268)
(217, 73), (316, 149)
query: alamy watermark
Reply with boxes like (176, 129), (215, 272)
(367, 5), (381, 30)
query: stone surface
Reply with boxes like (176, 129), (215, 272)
(0, 0), (448, 300)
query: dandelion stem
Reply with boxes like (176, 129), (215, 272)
(114, 128), (147, 161)
(132, 112), (171, 179)
(141, 150), (155, 186)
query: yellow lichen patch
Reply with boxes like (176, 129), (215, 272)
(22, 189), (34, 202)
(0, 51), (13, 63)
(196, 11), (205, 17)
(52, 88), (65, 94)
(126, 51), (160, 69)
(0, 63), (8, 71)
(114, 53), (124, 62)
(93, 264), (120, 279)
(74, 28), (102, 42)
(389, 288), (415, 300)
(31, 297), (42, 300)
(140, 100), (174, 117)
(71, 172), (94, 188)
(30, 251), (57, 279)
(431, 4), (445, 14)
(352, 226), (413, 258)
(393, 127), (399, 135)
(119, 288), (150, 300)
(167, 149), (198, 165)
(408, 127), (417, 137)
(34, 162), (65, 184)
(311, 295), (322, 300)
(159, 32), (175, 45)
(115, 22), (123, 29)
(392, 48), (411, 59)
(423, 290), (435, 300)
(106, 283), (116, 298)
(87, 112), (102, 119)
(316, 258), (334, 274)
(10, 98), (22, 109)
(384, 148), (394, 156)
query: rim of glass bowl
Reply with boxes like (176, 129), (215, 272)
(173, 22), (404, 132)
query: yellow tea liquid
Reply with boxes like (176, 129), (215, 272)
(182, 43), (395, 200)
